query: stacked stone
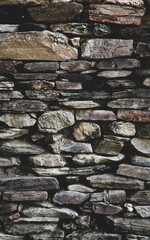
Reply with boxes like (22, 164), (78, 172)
(0, 0), (150, 239)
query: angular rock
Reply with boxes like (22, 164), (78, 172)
(131, 138), (150, 157)
(0, 113), (36, 128)
(98, 70), (132, 78)
(135, 43), (150, 58)
(0, 31), (78, 60)
(106, 216), (150, 236)
(88, 4), (145, 25)
(0, 157), (20, 167)
(19, 80), (55, 90)
(24, 62), (59, 72)
(108, 121), (136, 136)
(97, 58), (140, 70)
(0, 100), (47, 112)
(107, 79), (136, 89)
(30, 230), (64, 240)
(108, 98), (150, 109)
(95, 139), (123, 156)
(104, 190), (126, 204)
(0, 61), (22, 75)
(53, 191), (90, 205)
(22, 206), (78, 219)
(92, 202), (123, 215)
(0, 233), (24, 240)
(0, 0), (48, 5)
(28, 2), (83, 22)
(66, 231), (122, 240)
(143, 78), (150, 87)
(132, 156), (150, 167)
(4, 223), (57, 235)
(29, 154), (66, 167)
(87, 174), (144, 189)
(127, 234), (150, 240)
(81, 39), (133, 59)
(59, 100), (100, 109)
(135, 206), (150, 218)
(38, 110), (75, 134)
(0, 203), (17, 215)
(60, 61), (95, 72)
(50, 23), (111, 37)
(73, 153), (124, 166)
(14, 73), (58, 81)
(73, 122), (101, 141)
(117, 164), (150, 180)
(0, 91), (24, 101)
(103, 0), (144, 7)
(129, 191), (150, 204)
(3, 191), (48, 201)
(60, 91), (110, 100)
(0, 177), (59, 191)
(0, 128), (28, 139)
(117, 110), (150, 122)
(112, 89), (150, 99)
(56, 81), (82, 90)
(68, 184), (95, 193)
(0, 140), (45, 155)
(90, 192), (104, 202)
(25, 90), (59, 101)
(0, 81), (14, 90)
(76, 110), (116, 121)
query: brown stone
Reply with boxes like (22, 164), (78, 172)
(14, 73), (58, 80)
(28, 3), (83, 22)
(19, 81), (55, 90)
(117, 164), (150, 180)
(129, 190), (150, 205)
(92, 202), (123, 215)
(108, 98), (150, 109)
(0, 0), (48, 5)
(97, 58), (140, 70)
(87, 174), (144, 189)
(76, 110), (116, 121)
(29, 154), (66, 167)
(104, 190), (126, 204)
(0, 61), (22, 75)
(24, 62), (59, 72)
(0, 128), (28, 139)
(60, 61), (95, 72)
(53, 191), (90, 205)
(56, 81), (82, 90)
(95, 139), (123, 156)
(81, 39), (133, 59)
(112, 89), (150, 99)
(0, 31), (78, 60)
(117, 110), (150, 122)
(3, 191), (48, 201)
(131, 138), (150, 156)
(25, 90), (59, 101)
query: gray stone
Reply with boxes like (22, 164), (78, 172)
(14, 217), (59, 223)
(56, 81), (82, 90)
(87, 174), (144, 189)
(81, 39), (133, 59)
(38, 110), (75, 133)
(117, 164), (150, 180)
(0, 91), (23, 101)
(92, 202), (123, 215)
(0, 0), (48, 5)
(95, 139), (123, 156)
(108, 121), (136, 136)
(97, 58), (140, 70)
(117, 110), (150, 122)
(0, 203), (17, 215)
(129, 191), (150, 205)
(3, 191), (48, 201)
(22, 206), (78, 219)
(104, 0), (144, 7)
(135, 206), (150, 218)
(25, 90), (59, 101)
(104, 190), (126, 204)
(60, 61), (95, 72)
(131, 138), (150, 157)
(50, 23), (111, 36)
(0, 113), (36, 128)
(90, 192), (104, 202)
(73, 122), (101, 141)
(68, 184), (95, 193)
(30, 230), (64, 240)
(0, 31), (78, 60)
(76, 110), (116, 121)
(108, 98), (150, 109)
(132, 156), (150, 167)
(98, 70), (132, 78)
(14, 73), (58, 80)
(0, 140), (45, 155)
(73, 153), (124, 166)
(24, 62), (59, 72)
(53, 191), (90, 205)
(60, 91), (110, 100)
(112, 89), (150, 99)
(29, 154), (66, 167)
(107, 79), (136, 89)
(0, 233), (24, 240)
(66, 231), (122, 240)
(0, 128), (28, 139)
(0, 177), (59, 191)
(127, 234), (150, 240)
(0, 157), (20, 167)
(0, 81), (14, 90)
(59, 100), (100, 109)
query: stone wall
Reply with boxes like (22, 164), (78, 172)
(0, 0), (150, 239)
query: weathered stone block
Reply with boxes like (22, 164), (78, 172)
(98, 70), (132, 78)
(0, 128), (28, 139)
(129, 191), (150, 204)
(108, 98), (150, 109)
(25, 90), (59, 101)
(29, 154), (66, 167)
(132, 156), (150, 167)
(95, 139), (123, 156)
(53, 191), (90, 205)
(59, 101), (100, 109)
(14, 73), (58, 80)
(56, 81), (82, 90)
(60, 61), (95, 72)
(68, 184), (95, 193)
(112, 89), (150, 99)
(76, 110), (116, 121)
(0, 0), (48, 5)
(108, 121), (136, 136)
(117, 110), (150, 122)
(92, 202), (123, 215)
(0, 157), (20, 167)
(117, 164), (150, 180)
(66, 231), (122, 240)
(103, 0), (144, 8)
(3, 191), (48, 201)
(0, 91), (23, 101)
(131, 138), (150, 157)
(24, 62), (59, 72)
(97, 58), (140, 70)
(135, 206), (150, 218)
(104, 190), (126, 204)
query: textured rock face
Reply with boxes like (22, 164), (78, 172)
(3, 191), (48, 201)
(117, 164), (150, 180)
(131, 138), (150, 156)
(29, 154), (66, 167)
(0, 31), (78, 60)
(108, 122), (136, 136)
(0, 0), (48, 5)
(53, 191), (90, 205)
(103, 0), (144, 7)
(92, 202), (123, 215)
(95, 139), (123, 156)
(38, 111), (75, 133)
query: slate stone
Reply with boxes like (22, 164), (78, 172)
(66, 231), (122, 240)
(108, 98), (150, 109)
(76, 110), (116, 121)
(104, 190), (126, 204)
(98, 70), (132, 78)
(87, 174), (144, 189)
(97, 58), (140, 70)
(59, 100), (100, 109)
(103, 0), (144, 8)
(0, 128), (28, 139)
(117, 110), (150, 122)
(53, 191), (90, 205)
(0, 233), (24, 240)
(50, 23), (111, 37)
(129, 190), (150, 204)
(95, 139), (123, 156)
(0, 0), (48, 5)
(131, 138), (150, 156)
(30, 230), (64, 240)
(117, 164), (150, 180)
(92, 202), (123, 215)
(0, 203), (17, 215)
(0, 81), (14, 90)
(14, 217), (59, 223)
(127, 234), (150, 240)
(56, 81), (82, 90)
(108, 121), (136, 136)
(0, 157), (20, 167)
(0, 91), (24, 101)
(90, 192), (104, 202)
(135, 206), (150, 218)
(0, 31), (78, 60)
(19, 80), (55, 90)
(38, 110), (75, 133)
(3, 191), (48, 201)
(107, 79), (136, 89)
(24, 62), (59, 72)
(60, 61), (95, 72)
(25, 90), (59, 101)
(60, 91), (110, 100)
(28, 3), (83, 22)
(112, 89), (150, 99)
(68, 184), (95, 193)
(0, 177), (59, 191)
(0, 113), (36, 128)
(132, 156), (150, 167)
(14, 73), (58, 80)
(29, 154), (66, 167)
(81, 39), (133, 59)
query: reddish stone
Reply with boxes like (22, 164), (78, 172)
(0, 61), (22, 75)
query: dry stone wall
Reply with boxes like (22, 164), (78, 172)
(0, 0), (150, 239)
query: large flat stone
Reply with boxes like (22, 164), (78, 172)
(67, 184), (95, 193)
(108, 98), (150, 109)
(0, 91), (23, 101)
(25, 90), (59, 101)
(60, 91), (110, 100)
(132, 156), (150, 167)
(92, 202), (123, 215)
(0, 128), (28, 139)
(135, 206), (150, 218)
(29, 154), (66, 167)
(117, 164), (150, 180)
(60, 60), (95, 72)
(117, 110), (150, 122)
(131, 138), (150, 156)
(103, 0), (144, 7)
(87, 174), (144, 189)
(3, 191), (48, 201)
(95, 139), (123, 156)
(107, 79), (136, 89)
(76, 110), (116, 121)
(66, 231), (122, 240)
(104, 190), (126, 204)
(0, 233), (24, 240)
(14, 73), (58, 80)
(53, 191), (90, 205)
(97, 58), (140, 70)
(30, 230), (64, 240)
(112, 89), (150, 99)
(0, 157), (20, 167)
(24, 62), (59, 72)
(108, 122), (136, 136)
(0, 177), (59, 191)
(0, 31), (78, 60)
(81, 39), (133, 59)
(28, 2), (83, 22)
(19, 80), (55, 90)
(59, 100), (100, 109)
(98, 70), (132, 78)
(129, 190), (150, 204)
